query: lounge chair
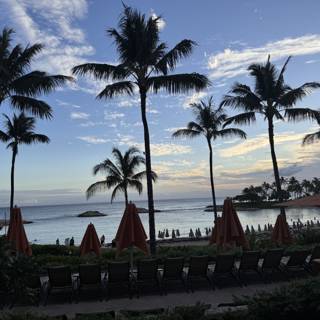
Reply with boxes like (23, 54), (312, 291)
(280, 250), (310, 277)
(76, 264), (105, 301)
(44, 266), (76, 305)
(212, 254), (239, 288)
(257, 249), (284, 281)
(304, 245), (320, 272)
(105, 261), (132, 300)
(185, 256), (212, 292)
(161, 257), (186, 294)
(234, 251), (261, 285)
(135, 259), (161, 297)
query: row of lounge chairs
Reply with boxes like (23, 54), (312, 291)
(4, 246), (320, 307)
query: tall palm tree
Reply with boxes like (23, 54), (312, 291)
(303, 115), (320, 145)
(86, 147), (157, 207)
(0, 28), (71, 118)
(0, 113), (50, 211)
(172, 97), (246, 220)
(72, 6), (210, 253)
(221, 56), (320, 211)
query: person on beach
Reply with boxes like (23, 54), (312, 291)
(69, 237), (75, 246)
(56, 238), (60, 246)
(100, 234), (105, 246)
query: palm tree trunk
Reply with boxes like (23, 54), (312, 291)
(207, 138), (218, 221)
(124, 187), (129, 208)
(10, 146), (17, 212)
(267, 117), (286, 216)
(139, 87), (156, 254)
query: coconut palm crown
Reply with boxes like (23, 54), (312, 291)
(0, 28), (71, 119)
(86, 147), (157, 206)
(72, 5), (210, 253)
(0, 113), (50, 210)
(221, 56), (320, 209)
(172, 97), (246, 220)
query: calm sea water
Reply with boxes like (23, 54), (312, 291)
(1, 197), (320, 245)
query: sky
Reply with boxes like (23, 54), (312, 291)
(0, 0), (320, 206)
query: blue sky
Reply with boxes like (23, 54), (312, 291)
(0, 0), (320, 206)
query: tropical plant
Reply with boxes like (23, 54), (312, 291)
(0, 113), (49, 210)
(221, 56), (320, 210)
(86, 147), (157, 207)
(0, 28), (71, 118)
(172, 97), (246, 219)
(303, 115), (320, 145)
(72, 6), (210, 253)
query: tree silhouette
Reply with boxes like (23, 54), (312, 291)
(72, 6), (210, 253)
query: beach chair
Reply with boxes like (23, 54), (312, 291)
(212, 254), (239, 288)
(280, 250), (310, 277)
(257, 249), (284, 281)
(185, 255), (212, 292)
(304, 245), (320, 272)
(44, 266), (76, 305)
(105, 261), (132, 300)
(134, 259), (161, 297)
(234, 251), (261, 285)
(161, 257), (186, 294)
(76, 264), (105, 301)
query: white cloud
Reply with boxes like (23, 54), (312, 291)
(207, 34), (320, 80)
(77, 136), (109, 144)
(104, 111), (125, 120)
(150, 10), (166, 30)
(147, 108), (160, 114)
(183, 91), (208, 109)
(70, 112), (90, 120)
(164, 127), (184, 133)
(56, 99), (81, 109)
(218, 132), (306, 158)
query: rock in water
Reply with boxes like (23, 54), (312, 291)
(77, 211), (107, 217)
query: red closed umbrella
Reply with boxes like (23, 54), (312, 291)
(7, 207), (32, 256)
(115, 202), (148, 255)
(80, 223), (101, 256)
(210, 198), (249, 249)
(209, 217), (223, 246)
(272, 214), (292, 245)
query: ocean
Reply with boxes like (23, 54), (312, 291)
(1, 197), (320, 245)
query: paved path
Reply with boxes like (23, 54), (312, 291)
(5, 282), (286, 318)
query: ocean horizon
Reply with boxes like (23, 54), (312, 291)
(1, 197), (320, 245)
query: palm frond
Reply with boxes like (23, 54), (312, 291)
(22, 133), (50, 145)
(284, 108), (320, 122)
(93, 159), (122, 177)
(302, 131), (320, 145)
(278, 82), (320, 107)
(148, 73), (210, 94)
(11, 72), (72, 96)
(154, 40), (196, 74)
(216, 128), (247, 139)
(72, 63), (128, 80)
(127, 179), (143, 194)
(223, 112), (256, 127)
(172, 128), (201, 139)
(10, 96), (52, 119)
(97, 81), (134, 99)
(86, 180), (109, 199)
(0, 130), (10, 142)
(111, 183), (125, 203)
(131, 170), (158, 182)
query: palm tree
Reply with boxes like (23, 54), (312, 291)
(0, 28), (71, 118)
(72, 6), (210, 253)
(303, 115), (320, 145)
(86, 147), (157, 207)
(221, 56), (320, 211)
(172, 97), (246, 220)
(0, 113), (50, 211)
